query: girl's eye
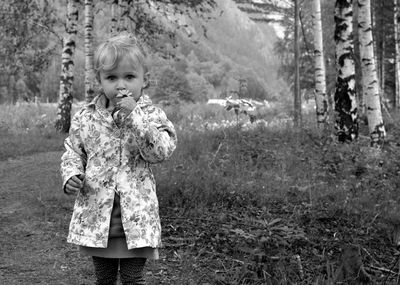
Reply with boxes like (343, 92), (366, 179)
(106, 75), (116, 80)
(126, 74), (136, 79)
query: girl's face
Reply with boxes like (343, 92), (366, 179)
(99, 56), (148, 108)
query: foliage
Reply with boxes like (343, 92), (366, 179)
(185, 71), (214, 102)
(0, 0), (282, 106)
(153, 67), (194, 104)
(0, 0), (59, 103)
(0, 103), (72, 160)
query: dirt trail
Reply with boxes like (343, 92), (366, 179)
(0, 151), (95, 285)
(0, 152), (62, 216)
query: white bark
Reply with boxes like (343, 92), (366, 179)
(55, 0), (79, 133)
(312, 0), (328, 125)
(84, 0), (96, 103)
(334, 0), (358, 142)
(358, 0), (385, 145)
(395, 0), (400, 108)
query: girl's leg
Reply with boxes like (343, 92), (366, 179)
(119, 258), (147, 285)
(92, 256), (119, 285)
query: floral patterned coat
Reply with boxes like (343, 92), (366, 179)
(60, 94), (177, 249)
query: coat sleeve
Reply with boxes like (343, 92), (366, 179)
(125, 105), (177, 163)
(60, 110), (87, 192)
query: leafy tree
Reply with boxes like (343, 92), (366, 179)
(0, 0), (58, 103)
(153, 67), (193, 104)
(186, 71), (213, 102)
(246, 76), (268, 100)
(101, 0), (218, 58)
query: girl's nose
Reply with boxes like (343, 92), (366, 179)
(116, 80), (126, 90)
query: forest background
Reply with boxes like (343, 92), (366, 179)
(2, 0), (400, 284)
(0, 0), (286, 105)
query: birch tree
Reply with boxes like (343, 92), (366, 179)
(334, 0), (358, 142)
(395, 0), (400, 108)
(55, 0), (79, 133)
(378, 0), (385, 97)
(84, 0), (96, 103)
(312, 0), (328, 125)
(358, 0), (385, 145)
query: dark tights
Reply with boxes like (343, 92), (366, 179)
(92, 256), (146, 285)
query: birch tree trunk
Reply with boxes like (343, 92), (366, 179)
(353, 0), (364, 117)
(334, 0), (358, 142)
(84, 0), (96, 103)
(55, 0), (79, 133)
(110, 0), (118, 35)
(395, 0), (400, 109)
(293, 0), (302, 128)
(370, 0), (378, 94)
(358, 0), (385, 145)
(379, 1), (385, 96)
(312, 0), (328, 125)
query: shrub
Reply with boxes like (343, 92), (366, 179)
(153, 67), (193, 104)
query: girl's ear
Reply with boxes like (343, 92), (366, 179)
(143, 72), (150, 89)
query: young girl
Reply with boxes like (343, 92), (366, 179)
(60, 32), (177, 285)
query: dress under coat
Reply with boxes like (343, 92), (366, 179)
(60, 93), (177, 250)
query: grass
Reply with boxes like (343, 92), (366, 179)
(0, 127), (66, 160)
(0, 103), (73, 160)
(2, 101), (400, 283)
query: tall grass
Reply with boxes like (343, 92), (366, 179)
(2, 101), (400, 222)
(0, 103), (66, 160)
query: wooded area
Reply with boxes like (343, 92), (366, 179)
(3, 0), (400, 284)
(1, 0), (400, 144)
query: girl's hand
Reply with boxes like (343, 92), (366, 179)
(116, 90), (137, 113)
(65, 174), (85, 195)
(117, 95), (137, 113)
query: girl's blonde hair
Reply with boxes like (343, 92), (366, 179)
(94, 32), (148, 82)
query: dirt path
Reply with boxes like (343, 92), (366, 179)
(0, 152), (192, 285)
(0, 151), (93, 284)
